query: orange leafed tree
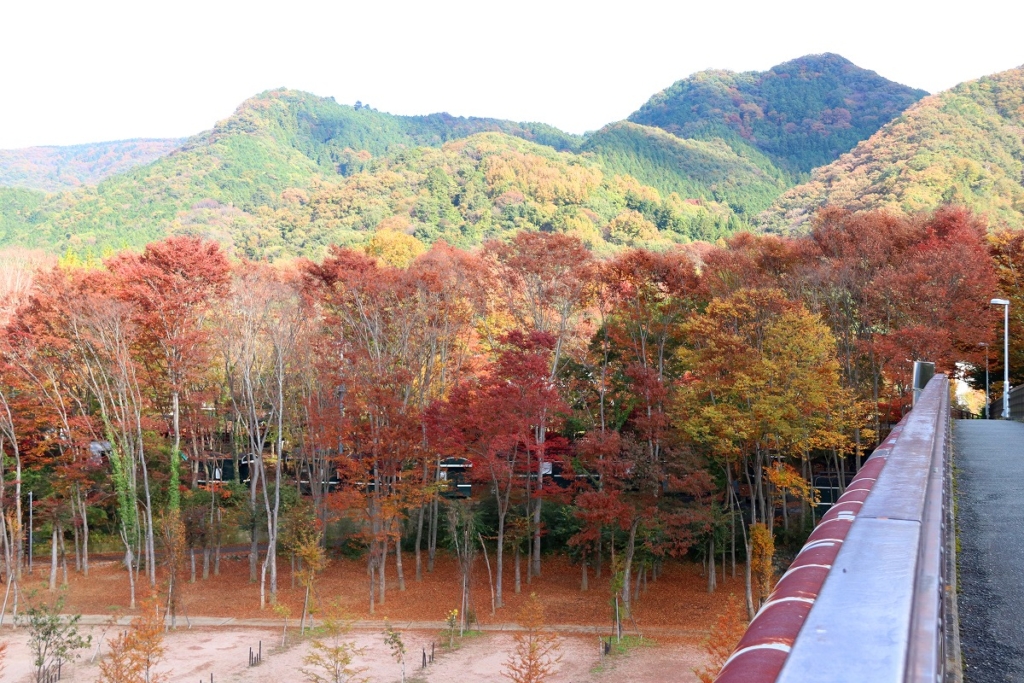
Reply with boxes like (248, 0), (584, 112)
(503, 593), (562, 683)
(694, 594), (748, 683)
(98, 593), (167, 683)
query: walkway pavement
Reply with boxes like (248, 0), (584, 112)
(954, 420), (1024, 682)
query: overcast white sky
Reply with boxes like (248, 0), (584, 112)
(1, 0), (1022, 148)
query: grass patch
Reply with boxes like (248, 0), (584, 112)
(591, 634), (657, 673)
(436, 628), (485, 651)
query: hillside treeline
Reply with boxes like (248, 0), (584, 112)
(0, 57), (924, 260)
(0, 207), (1003, 625)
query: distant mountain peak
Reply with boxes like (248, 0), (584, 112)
(629, 54), (928, 174)
(760, 64), (1024, 233)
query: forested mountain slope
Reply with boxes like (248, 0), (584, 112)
(580, 121), (789, 219)
(762, 66), (1024, 232)
(0, 55), (931, 259)
(0, 138), (183, 191)
(0, 90), (753, 258)
(629, 53), (928, 174)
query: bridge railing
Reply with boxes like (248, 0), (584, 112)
(986, 382), (1024, 420)
(716, 374), (958, 683)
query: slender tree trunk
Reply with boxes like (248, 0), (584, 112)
(125, 545), (136, 610)
(742, 523), (754, 620)
(214, 527), (222, 576)
(79, 493), (89, 577)
(368, 560), (376, 616)
(49, 527), (58, 591)
(514, 544), (521, 594)
(479, 534), (495, 616)
(495, 514), (505, 608)
(249, 445), (260, 584)
(621, 518), (640, 615)
(414, 503), (425, 582)
(59, 526), (68, 586)
(395, 527), (406, 592)
(271, 364), (285, 601)
(72, 516), (81, 573)
(379, 535), (387, 605)
(428, 497), (438, 573)
(139, 445), (157, 588)
(581, 551), (588, 591)
(707, 536), (716, 593)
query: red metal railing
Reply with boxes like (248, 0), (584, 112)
(715, 374), (954, 683)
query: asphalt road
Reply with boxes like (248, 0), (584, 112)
(955, 420), (1024, 682)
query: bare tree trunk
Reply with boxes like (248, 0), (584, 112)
(140, 453), (157, 588)
(414, 503), (425, 582)
(379, 535), (387, 605)
(707, 536), (716, 593)
(124, 545), (136, 610)
(621, 518), (640, 615)
(59, 526), (68, 587)
(49, 527), (58, 591)
(514, 544), (521, 594)
(249, 524), (259, 583)
(428, 497), (438, 573)
(79, 493), (90, 577)
(479, 534), (495, 616)
(395, 527), (406, 592)
(728, 469), (737, 578)
(531, 500), (542, 577)
(72, 517), (81, 573)
(368, 561), (376, 616)
(742, 525), (754, 620)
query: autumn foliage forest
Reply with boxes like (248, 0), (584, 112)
(0, 204), (1011, 632)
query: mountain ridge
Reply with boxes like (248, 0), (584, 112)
(629, 53), (929, 174)
(0, 55), (934, 258)
(760, 65), (1024, 232)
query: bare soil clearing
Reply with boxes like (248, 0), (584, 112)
(1, 553), (739, 681)
(1, 627), (704, 682)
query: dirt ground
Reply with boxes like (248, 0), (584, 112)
(2, 627), (707, 683)
(0, 551), (743, 682)
(49, 551), (743, 629)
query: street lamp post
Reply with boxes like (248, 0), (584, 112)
(991, 298), (1011, 419)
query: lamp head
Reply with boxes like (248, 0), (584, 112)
(991, 298), (1010, 306)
